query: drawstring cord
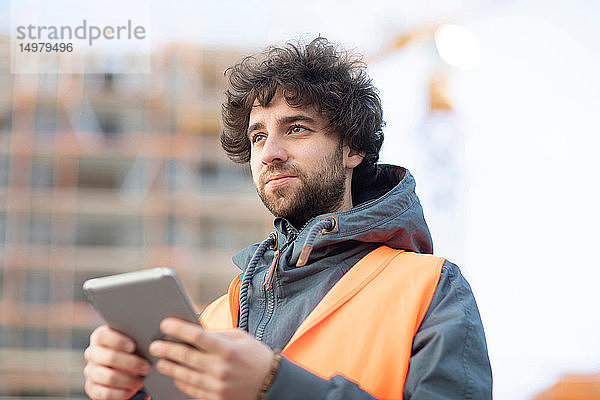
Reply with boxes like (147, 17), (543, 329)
(239, 216), (336, 331)
(296, 217), (336, 267)
(239, 233), (276, 331)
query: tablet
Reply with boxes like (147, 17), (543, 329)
(83, 267), (200, 400)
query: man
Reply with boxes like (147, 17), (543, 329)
(83, 38), (492, 400)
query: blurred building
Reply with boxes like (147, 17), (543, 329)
(0, 36), (273, 397)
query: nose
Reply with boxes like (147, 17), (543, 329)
(260, 134), (288, 165)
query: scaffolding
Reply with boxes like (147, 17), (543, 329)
(0, 38), (273, 397)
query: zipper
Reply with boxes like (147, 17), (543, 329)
(255, 218), (333, 340)
(255, 284), (275, 342)
(255, 232), (296, 342)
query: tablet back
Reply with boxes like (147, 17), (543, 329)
(84, 267), (199, 400)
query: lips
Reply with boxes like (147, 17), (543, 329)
(265, 174), (297, 187)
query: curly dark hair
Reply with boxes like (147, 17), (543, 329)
(220, 37), (384, 191)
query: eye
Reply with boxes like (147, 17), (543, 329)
(251, 133), (267, 144)
(289, 125), (307, 134)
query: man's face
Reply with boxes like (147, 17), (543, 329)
(248, 92), (351, 228)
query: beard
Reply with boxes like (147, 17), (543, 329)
(256, 143), (346, 229)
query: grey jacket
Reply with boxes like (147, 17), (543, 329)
(235, 165), (492, 399)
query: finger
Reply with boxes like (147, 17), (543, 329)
(149, 340), (209, 371)
(156, 358), (217, 393)
(84, 379), (137, 400)
(84, 345), (152, 377)
(84, 362), (145, 391)
(90, 325), (136, 353)
(212, 328), (250, 339)
(161, 318), (227, 353)
(174, 379), (206, 399)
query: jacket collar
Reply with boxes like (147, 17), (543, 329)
(233, 165), (433, 270)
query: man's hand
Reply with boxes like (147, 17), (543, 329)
(149, 318), (274, 400)
(83, 325), (153, 400)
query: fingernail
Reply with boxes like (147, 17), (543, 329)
(141, 363), (152, 374)
(156, 360), (166, 373)
(160, 318), (173, 331)
(125, 341), (135, 353)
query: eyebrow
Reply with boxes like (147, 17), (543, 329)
(247, 114), (318, 136)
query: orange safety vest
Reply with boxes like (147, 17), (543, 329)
(200, 246), (444, 400)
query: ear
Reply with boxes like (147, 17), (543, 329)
(345, 147), (366, 169)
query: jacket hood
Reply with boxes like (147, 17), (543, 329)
(232, 165), (433, 270)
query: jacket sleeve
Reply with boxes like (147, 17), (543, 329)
(263, 357), (378, 400)
(403, 260), (492, 399)
(263, 260), (492, 400)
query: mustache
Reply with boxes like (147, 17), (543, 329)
(259, 164), (303, 185)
